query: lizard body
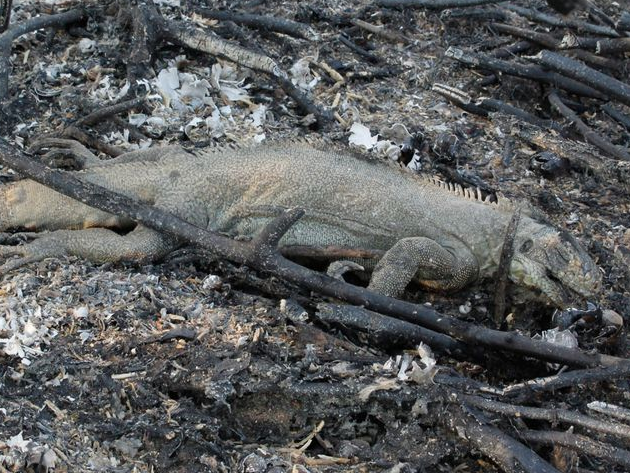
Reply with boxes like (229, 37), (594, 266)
(0, 140), (601, 306)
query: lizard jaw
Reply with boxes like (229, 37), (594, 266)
(509, 257), (569, 307)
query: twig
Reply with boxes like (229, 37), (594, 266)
(558, 33), (600, 51)
(0, 8), (86, 100)
(596, 37), (630, 55)
(492, 40), (533, 59)
(534, 50), (630, 108)
(338, 34), (380, 63)
(601, 104), (630, 131)
(165, 22), (285, 78)
(520, 430), (630, 468)
(564, 49), (623, 72)
(503, 4), (619, 38)
(431, 83), (488, 117)
(195, 9), (320, 41)
(445, 47), (606, 100)
(588, 401), (630, 423)
(548, 90), (630, 161)
(445, 402), (560, 473)
(0, 140), (627, 368)
(461, 394), (630, 441)
(509, 119), (628, 189)
(350, 18), (408, 44)
(72, 97), (147, 128)
(490, 22), (558, 49)
(441, 7), (508, 22)
(493, 209), (520, 325)
(617, 11), (630, 32)
(376, 0), (502, 9)
(0, 0), (11, 33)
(477, 97), (564, 133)
(496, 363), (630, 398)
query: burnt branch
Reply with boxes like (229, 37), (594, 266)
(548, 90), (630, 161)
(445, 47), (606, 99)
(461, 394), (630, 441)
(444, 402), (560, 473)
(503, 4), (619, 38)
(602, 105), (630, 131)
(519, 430), (630, 468)
(596, 37), (630, 55)
(490, 22), (558, 49)
(0, 8), (86, 100)
(534, 50), (630, 108)
(316, 303), (480, 359)
(476, 98), (564, 133)
(71, 96), (147, 129)
(0, 0), (11, 33)
(0, 139), (628, 370)
(498, 363), (630, 398)
(376, 0), (502, 9)
(493, 209), (521, 325)
(194, 9), (320, 41)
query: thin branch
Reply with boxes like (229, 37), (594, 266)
(601, 105), (630, 131)
(534, 50), (630, 108)
(596, 37), (630, 55)
(377, 0), (502, 9)
(493, 209), (520, 325)
(444, 402), (561, 473)
(0, 8), (86, 100)
(445, 47), (606, 100)
(496, 363), (630, 398)
(490, 22), (558, 49)
(477, 98), (564, 133)
(520, 430), (630, 468)
(194, 9), (320, 41)
(351, 18), (408, 44)
(462, 394), (630, 441)
(503, 4), (619, 38)
(72, 97), (147, 129)
(0, 140), (627, 368)
(0, 0), (11, 33)
(588, 401), (630, 423)
(548, 90), (630, 161)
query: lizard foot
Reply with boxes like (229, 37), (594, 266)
(28, 137), (99, 170)
(0, 232), (70, 273)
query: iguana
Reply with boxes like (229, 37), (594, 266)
(0, 139), (601, 306)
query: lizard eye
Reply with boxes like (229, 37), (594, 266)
(520, 239), (533, 253)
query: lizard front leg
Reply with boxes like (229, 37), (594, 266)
(367, 237), (478, 298)
(0, 225), (177, 272)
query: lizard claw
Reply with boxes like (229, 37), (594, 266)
(326, 260), (365, 280)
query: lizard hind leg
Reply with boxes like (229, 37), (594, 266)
(367, 237), (478, 298)
(0, 226), (177, 274)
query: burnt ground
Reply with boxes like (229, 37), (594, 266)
(1, 0), (630, 471)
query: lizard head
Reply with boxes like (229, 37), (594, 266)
(509, 220), (602, 307)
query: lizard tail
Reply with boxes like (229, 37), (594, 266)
(0, 180), (132, 232)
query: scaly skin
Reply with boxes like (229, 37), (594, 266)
(0, 140), (602, 306)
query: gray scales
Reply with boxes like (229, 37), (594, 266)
(0, 139), (601, 306)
